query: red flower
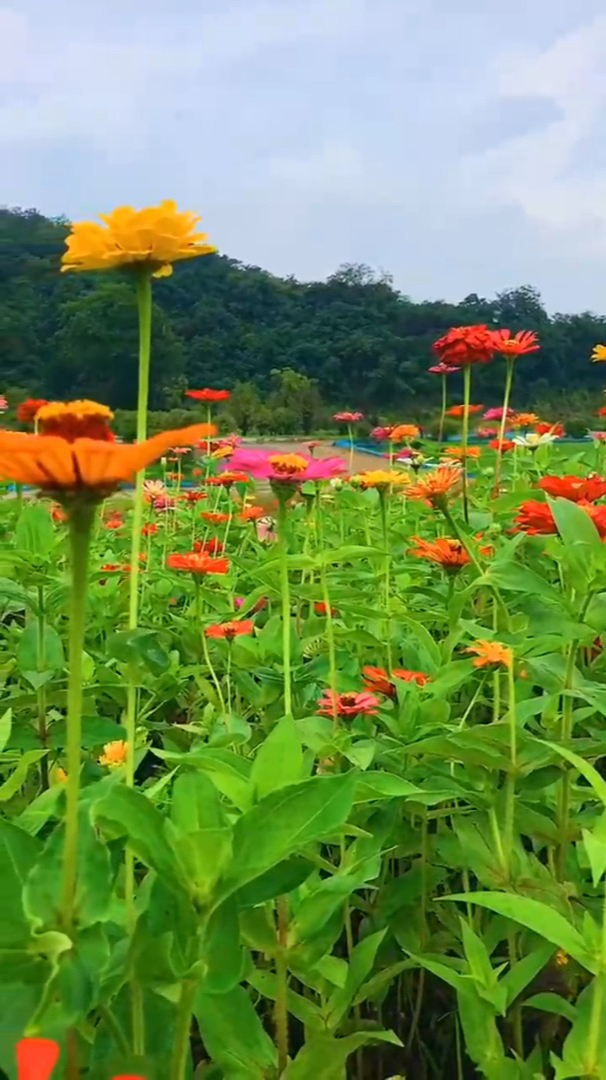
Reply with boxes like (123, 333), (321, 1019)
(142, 523), (158, 536)
(433, 325), (494, 368)
(104, 517), (123, 530)
(205, 619), (254, 640)
(17, 1038), (59, 1080)
(489, 329), (540, 357)
(537, 475), (606, 503)
(362, 665), (430, 698)
(446, 404), (484, 418)
(205, 472), (250, 487)
(16, 398), (48, 424)
(185, 388), (230, 402)
(202, 511), (230, 523)
(428, 362), (460, 374)
(194, 537), (225, 554)
(317, 690), (380, 717)
(488, 438), (515, 452)
(515, 499), (606, 539)
(239, 505), (266, 522)
(333, 411), (363, 422)
(314, 601), (339, 616)
(184, 489), (206, 503)
(535, 422), (565, 437)
(167, 553), (230, 574)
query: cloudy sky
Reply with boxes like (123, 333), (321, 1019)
(3, 0), (606, 313)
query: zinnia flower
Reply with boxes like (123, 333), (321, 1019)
(537, 475), (606, 503)
(428, 362), (459, 375)
(184, 489), (206, 503)
(371, 426), (394, 441)
(350, 469), (408, 490)
(592, 345), (606, 363)
(16, 1037), (144, 1080)
(515, 499), (606, 538)
(408, 536), (471, 571)
(0, 401), (214, 503)
(446, 405), (484, 418)
(390, 423), (421, 441)
(202, 511), (230, 524)
(477, 427), (499, 439)
(205, 472), (249, 487)
(141, 523), (158, 536)
(333, 411), (363, 422)
(17, 398), (48, 424)
(314, 601), (339, 616)
(489, 329), (540, 357)
(61, 200), (215, 277)
(167, 553), (230, 574)
(239, 506), (266, 522)
(362, 665), (430, 697)
(143, 479), (166, 501)
(317, 690), (380, 717)
(535, 422), (565, 438)
(0, 396), (7, 413)
(186, 388), (231, 402)
(512, 432), (559, 449)
(483, 406), (514, 422)
(488, 438), (515, 452)
(590, 431), (606, 443)
(465, 640), (513, 668)
(405, 466), (462, 506)
(194, 538), (225, 554)
(99, 740), (128, 768)
(442, 446), (481, 461)
(433, 325), (494, 368)
(228, 449), (346, 485)
(510, 412), (540, 429)
(205, 620), (254, 640)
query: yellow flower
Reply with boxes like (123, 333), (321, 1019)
(592, 344), (606, 363)
(61, 200), (216, 277)
(350, 470), (408, 490)
(99, 740), (128, 768)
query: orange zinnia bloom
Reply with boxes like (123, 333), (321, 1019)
(205, 472), (250, 487)
(239, 505), (266, 522)
(167, 553), (230, 574)
(489, 329), (540, 357)
(408, 536), (470, 570)
(202, 511), (231, 524)
(205, 620), (254, 640)
(488, 438), (515, 452)
(443, 446), (481, 461)
(445, 404), (484, 418)
(0, 400), (215, 502)
(98, 740), (128, 768)
(510, 412), (540, 428)
(390, 423), (421, 441)
(465, 640), (513, 669)
(405, 466), (462, 505)
(362, 665), (430, 697)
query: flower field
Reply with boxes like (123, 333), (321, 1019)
(5, 205), (606, 1080)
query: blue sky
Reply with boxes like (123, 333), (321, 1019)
(3, 0), (606, 312)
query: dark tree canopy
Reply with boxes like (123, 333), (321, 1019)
(1, 205), (605, 421)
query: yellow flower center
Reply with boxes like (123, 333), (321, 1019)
(37, 400), (114, 442)
(269, 453), (309, 475)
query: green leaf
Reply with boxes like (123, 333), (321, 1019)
(0, 819), (41, 945)
(93, 786), (189, 895)
(250, 715), (304, 799)
(15, 503), (55, 558)
(442, 892), (594, 972)
(483, 562), (564, 604)
(523, 992), (577, 1023)
(220, 772), (356, 896)
(548, 495), (604, 560)
(106, 628), (170, 675)
(545, 740), (606, 809)
(16, 623), (64, 676)
(283, 1031), (401, 1079)
(0, 710), (12, 753)
(194, 985), (277, 1079)
(0, 750), (47, 802)
(326, 929), (387, 1029)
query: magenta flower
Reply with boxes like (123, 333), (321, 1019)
(483, 406), (514, 421)
(428, 363), (459, 375)
(371, 426), (393, 441)
(228, 449), (347, 484)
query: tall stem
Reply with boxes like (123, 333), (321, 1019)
(586, 891), (606, 1073)
(493, 357), (515, 496)
(347, 424), (354, 473)
(125, 269), (153, 1057)
(277, 498), (292, 716)
(438, 374), (447, 446)
(171, 978), (197, 1080)
(317, 490), (338, 718)
(61, 500), (96, 934)
(461, 365), (472, 524)
(379, 490), (392, 670)
(36, 584), (49, 790)
(504, 661), (517, 870)
(275, 896), (290, 1074)
(556, 641), (579, 880)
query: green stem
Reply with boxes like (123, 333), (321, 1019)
(586, 889), (606, 1072)
(226, 643), (233, 715)
(504, 661), (517, 871)
(438, 374), (447, 446)
(195, 579), (226, 714)
(275, 896), (290, 1074)
(61, 499), (96, 934)
(171, 978), (197, 1080)
(461, 365), (472, 524)
(379, 491), (392, 671)
(36, 584), (49, 790)
(277, 498), (292, 716)
(556, 641), (580, 880)
(493, 357), (515, 496)
(347, 424), (354, 474)
(317, 490), (338, 719)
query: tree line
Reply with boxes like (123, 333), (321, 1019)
(1, 206), (606, 434)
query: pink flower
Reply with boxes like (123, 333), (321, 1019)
(152, 495), (175, 512)
(476, 426), (499, 439)
(235, 595), (268, 612)
(0, 395), (8, 413)
(590, 431), (606, 443)
(371, 426), (393, 441)
(228, 449), (347, 484)
(333, 411), (363, 423)
(317, 690), (380, 717)
(483, 406), (514, 421)
(428, 363), (459, 375)
(143, 479), (166, 501)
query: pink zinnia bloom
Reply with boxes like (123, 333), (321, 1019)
(590, 431), (606, 443)
(483, 406), (514, 421)
(476, 426), (499, 439)
(333, 411), (363, 423)
(428, 363), (459, 375)
(0, 395), (8, 413)
(228, 449), (347, 484)
(143, 479), (166, 500)
(152, 495), (175, 512)
(317, 689), (380, 717)
(371, 426), (393, 441)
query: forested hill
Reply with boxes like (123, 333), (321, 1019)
(2, 205), (606, 426)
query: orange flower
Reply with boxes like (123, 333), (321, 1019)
(465, 640), (513, 669)
(61, 200), (215, 277)
(405, 466), (462, 505)
(239, 505), (266, 522)
(167, 553), (230, 574)
(99, 740), (128, 768)
(442, 446), (481, 461)
(142, 523), (158, 536)
(445, 404), (484, 418)
(390, 423), (421, 441)
(510, 412), (540, 428)
(16, 1038), (60, 1080)
(535, 421), (565, 438)
(205, 472), (250, 487)
(202, 511), (231, 524)
(211, 445), (234, 460)
(194, 538), (225, 554)
(0, 402), (215, 503)
(362, 665), (430, 697)
(408, 536), (470, 571)
(205, 620), (254, 640)
(489, 329), (540, 357)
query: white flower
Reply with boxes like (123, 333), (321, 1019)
(512, 432), (559, 449)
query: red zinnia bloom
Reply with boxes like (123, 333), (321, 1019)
(314, 601), (339, 616)
(597, 407), (606, 418)
(205, 619), (254, 640)
(317, 690), (380, 717)
(184, 489), (206, 503)
(17, 398), (49, 424)
(185, 388), (231, 402)
(408, 536), (472, 571)
(167, 553), (230, 574)
(194, 537), (225, 554)
(141, 523), (158, 536)
(104, 516), (123, 530)
(333, 411), (363, 423)
(428, 362), (460, 375)
(205, 472), (249, 487)
(513, 501), (557, 535)
(202, 511), (230, 524)
(537, 475), (606, 503)
(362, 665), (430, 698)
(446, 404), (484, 418)
(489, 329), (540, 357)
(535, 422), (565, 438)
(488, 438), (515, 452)
(433, 325), (494, 368)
